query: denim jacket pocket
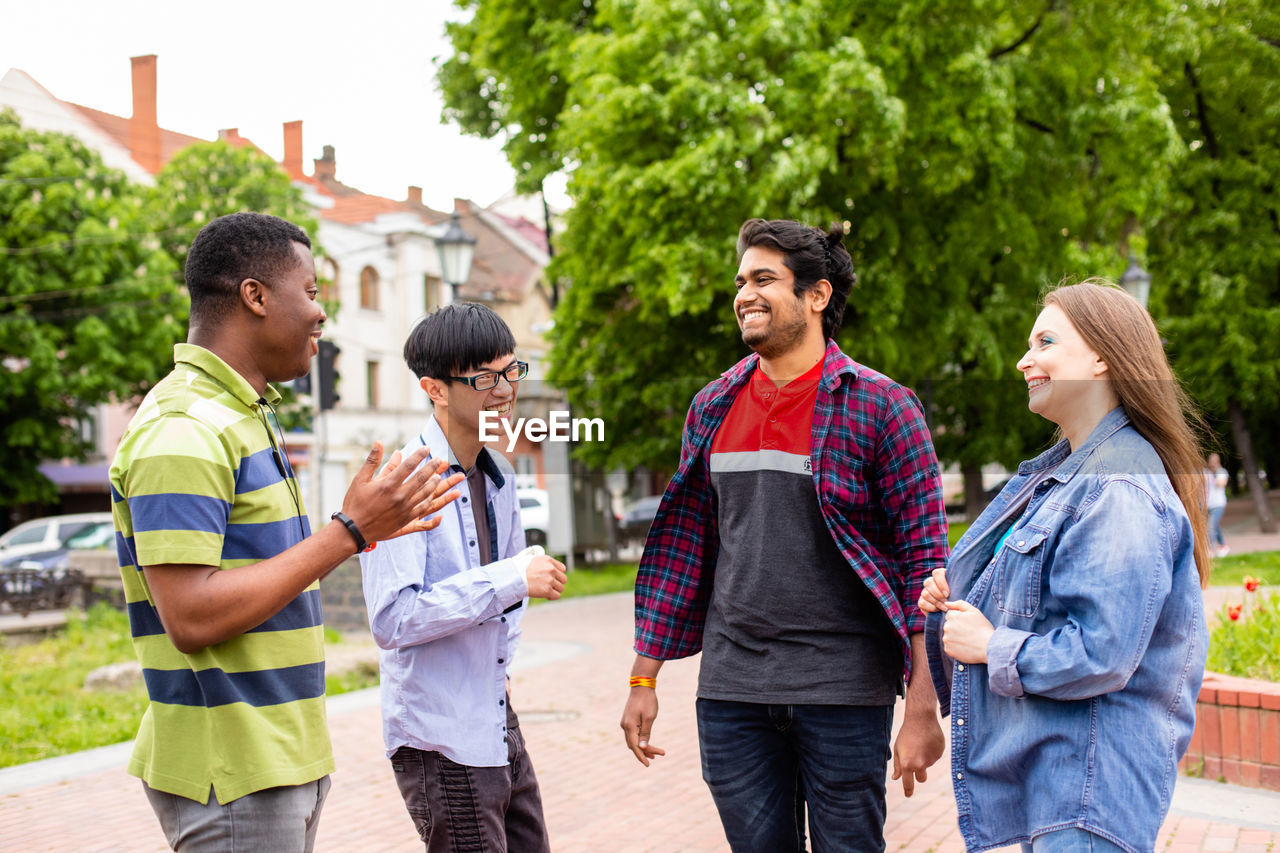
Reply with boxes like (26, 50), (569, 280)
(992, 526), (1050, 617)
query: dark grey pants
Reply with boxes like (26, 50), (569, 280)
(389, 708), (550, 853)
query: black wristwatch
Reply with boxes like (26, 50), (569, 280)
(331, 511), (368, 552)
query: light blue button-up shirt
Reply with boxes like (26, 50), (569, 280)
(359, 416), (530, 767)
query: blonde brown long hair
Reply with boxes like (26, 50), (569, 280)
(1044, 281), (1211, 586)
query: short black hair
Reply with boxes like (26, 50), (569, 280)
(736, 218), (857, 339)
(185, 212), (312, 324)
(404, 302), (517, 379)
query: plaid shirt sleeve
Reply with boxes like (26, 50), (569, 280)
(874, 385), (949, 636)
(633, 386), (722, 660)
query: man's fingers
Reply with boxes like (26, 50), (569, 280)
(378, 449), (404, 480)
(354, 442), (385, 485)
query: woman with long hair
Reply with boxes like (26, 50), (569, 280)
(921, 281), (1210, 853)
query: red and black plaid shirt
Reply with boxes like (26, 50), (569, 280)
(634, 340), (949, 681)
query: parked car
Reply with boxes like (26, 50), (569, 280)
(517, 488), (550, 548)
(617, 495), (663, 545)
(0, 520), (116, 572)
(0, 512), (113, 562)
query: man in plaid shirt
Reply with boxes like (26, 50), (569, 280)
(620, 218), (948, 851)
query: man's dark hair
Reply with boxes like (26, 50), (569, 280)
(185, 212), (312, 323)
(404, 302), (517, 379)
(736, 218), (857, 340)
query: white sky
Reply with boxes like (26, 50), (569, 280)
(1, 0), (566, 211)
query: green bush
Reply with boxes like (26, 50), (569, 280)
(1206, 582), (1280, 682)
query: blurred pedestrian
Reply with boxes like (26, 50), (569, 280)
(1205, 452), (1229, 556)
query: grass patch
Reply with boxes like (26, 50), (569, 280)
(0, 604), (144, 768)
(529, 561), (638, 606)
(1208, 550), (1280, 587)
(0, 604), (377, 769)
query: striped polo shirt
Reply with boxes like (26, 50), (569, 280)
(701, 358), (901, 705)
(109, 343), (332, 805)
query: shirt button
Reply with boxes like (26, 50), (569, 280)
(957, 718), (965, 726)
(500, 616), (507, 623)
(469, 540), (476, 547)
(498, 658), (505, 664)
(462, 496), (468, 503)
(499, 699), (505, 706)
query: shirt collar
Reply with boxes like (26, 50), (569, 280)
(721, 339), (857, 392)
(423, 415), (506, 489)
(174, 343), (281, 408)
(1017, 406), (1132, 483)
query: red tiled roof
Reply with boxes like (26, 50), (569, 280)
(493, 212), (550, 255)
(65, 102), (207, 172)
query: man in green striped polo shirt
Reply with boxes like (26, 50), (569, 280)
(110, 212), (463, 852)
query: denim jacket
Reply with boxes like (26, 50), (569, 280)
(925, 408), (1206, 852)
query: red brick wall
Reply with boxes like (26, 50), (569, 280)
(1181, 671), (1280, 791)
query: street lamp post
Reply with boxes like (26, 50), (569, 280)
(1119, 254), (1152, 309)
(437, 211), (477, 304)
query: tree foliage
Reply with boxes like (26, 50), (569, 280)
(151, 140), (321, 284)
(0, 110), (183, 506)
(1, 127), (325, 507)
(1149, 0), (1280, 525)
(440, 1), (1217, 501)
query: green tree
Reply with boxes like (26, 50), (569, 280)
(442, 0), (1181, 511)
(0, 110), (183, 506)
(1150, 0), (1280, 532)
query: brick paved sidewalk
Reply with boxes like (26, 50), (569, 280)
(2, 592), (1278, 851)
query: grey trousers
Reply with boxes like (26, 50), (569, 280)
(143, 775), (330, 852)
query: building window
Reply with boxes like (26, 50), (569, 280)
(366, 360), (380, 410)
(424, 274), (442, 314)
(319, 257), (339, 305)
(360, 265), (380, 311)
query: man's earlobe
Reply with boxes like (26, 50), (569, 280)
(420, 375), (448, 406)
(241, 278), (268, 317)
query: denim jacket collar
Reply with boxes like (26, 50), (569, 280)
(1016, 405), (1131, 484)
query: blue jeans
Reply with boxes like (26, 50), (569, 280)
(696, 699), (893, 853)
(143, 776), (330, 852)
(1208, 505), (1226, 546)
(1021, 828), (1128, 852)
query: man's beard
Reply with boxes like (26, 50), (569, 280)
(742, 310), (807, 359)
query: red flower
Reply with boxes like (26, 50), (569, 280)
(1243, 576), (1261, 592)
(1227, 604), (1243, 621)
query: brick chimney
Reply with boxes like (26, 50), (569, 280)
(282, 121), (304, 180)
(218, 127), (243, 144)
(313, 145), (336, 180)
(407, 186), (423, 205)
(128, 55), (162, 173)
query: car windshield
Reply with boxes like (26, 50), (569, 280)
(519, 497), (542, 509)
(3, 523), (49, 547)
(64, 522), (115, 550)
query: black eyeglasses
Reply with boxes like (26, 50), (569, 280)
(448, 361), (529, 391)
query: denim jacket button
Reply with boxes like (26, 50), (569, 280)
(957, 718), (965, 726)
(958, 664), (965, 671)
(956, 772), (964, 780)
(1017, 540), (1026, 547)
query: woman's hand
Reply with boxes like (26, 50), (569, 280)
(941, 600), (995, 664)
(918, 568), (951, 614)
